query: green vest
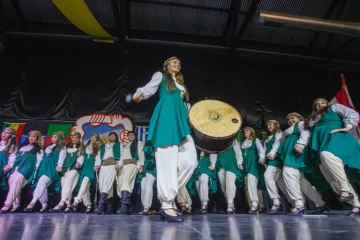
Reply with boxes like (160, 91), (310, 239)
(126, 141), (139, 160)
(265, 134), (283, 169)
(100, 142), (121, 160)
(146, 73), (190, 148)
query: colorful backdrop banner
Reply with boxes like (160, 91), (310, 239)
(1, 122), (26, 144)
(71, 114), (134, 144)
(45, 123), (73, 146)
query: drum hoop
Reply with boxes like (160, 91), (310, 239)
(189, 119), (241, 140)
(195, 144), (232, 154)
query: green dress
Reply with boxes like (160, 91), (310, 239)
(76, 146), (97, 191)
(241, 139), (266, 190)
(187, 155), (218, 196)
(13, 148), (39, 181)
(0, 150), (9, 189)
(136, 146), (156, 184)
(277, 122), (309, 171)
(310, 107), (360, 183)
(146, 73), (190, 148)
(264, 133), (283, 169)
(62, 150), (79, 174)
(216, 144), (244, 185)
(34, 146), (63, 192)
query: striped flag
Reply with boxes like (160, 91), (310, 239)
(45, 123), (73, 146)
(1, 122), (26, 144)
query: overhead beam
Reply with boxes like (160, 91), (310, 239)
(231, 0), (259, 50)
(223, 0), (243, 46)
(10, 0), (27, 31)
(130, 0), (246, 13)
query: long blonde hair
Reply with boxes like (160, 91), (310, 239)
(162, 57), (189, 102)
(244, 127), (256, 140)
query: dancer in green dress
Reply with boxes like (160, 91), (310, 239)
(24, 131), (66, 213)
(263, 120), (293, 214)
(133, 57), (197, 222)
(71, 133), (102, 213)
(193, 151), (217, 214)
(241, 127), (265, 214)
(215, 139), (244, 214)
(0, 130), (43, 213)
(277, 112), (327, 216)
(139, 145), (156, 215)
(50, 132), (84, 213)
(0, 128), (17, 192)
(307, 98), (360, 216)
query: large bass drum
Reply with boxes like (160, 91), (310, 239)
(189, 99), (242, 154)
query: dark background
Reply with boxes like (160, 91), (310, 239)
(1, 37), (360, 130)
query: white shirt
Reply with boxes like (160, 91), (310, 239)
(122, 141), (145, 167)
(44, 144), (66, 167)
(265, 132), (283, 156)
(282, 121), (310, 146)
(18, 144), (44, 169)
(0, 140), (18, 168)
(241, 138), (265, 159)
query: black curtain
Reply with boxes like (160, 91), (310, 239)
(1, 37), (360, 129)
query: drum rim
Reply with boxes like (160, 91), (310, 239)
(195, 143), (233, 154)
(189, 124), (240, 140)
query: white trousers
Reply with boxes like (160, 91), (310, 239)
(140, 173), (156, 209)
(246, 174), (260, 207)
(218, 169), (237, 204)
(196, 174), (209, 205)
(99, 165), (116, 199)
(155, 135), (197, 209)
(264, 165), (292, 206)
(31, 175), (52, 206)
(320, 151), (360, 207)
(4, 170), (27, 208)
(176, 186), (192, 207)
(117, 164), (138, 196)
(74, 177), (91, 207)
(60, 170), (79, 204)
(283, 164), (326, 208)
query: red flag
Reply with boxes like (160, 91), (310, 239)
(329, 74), (360, 133)
(329, 74), (355, 109)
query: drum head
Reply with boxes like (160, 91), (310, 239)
(189, 99), (242, 138)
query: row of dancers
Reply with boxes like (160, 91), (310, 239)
(0, 56), (360, 223)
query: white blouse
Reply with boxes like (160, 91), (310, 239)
(137, 71), (186, 99)
(282, 121), (310, 146)
(45, 144), (66, 167)
(265, 132), (283, 156)
(308, 103), (359, 128)
(241, 138), (265, 159)
(0, 140), (18, 168)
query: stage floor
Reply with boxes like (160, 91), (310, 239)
(1, 211), (359, 240)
